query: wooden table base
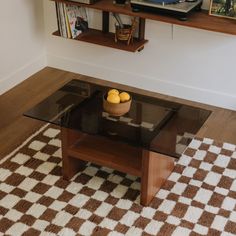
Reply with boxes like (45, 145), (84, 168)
(61, 127), (175, 206)
(141, 150), (175, 206)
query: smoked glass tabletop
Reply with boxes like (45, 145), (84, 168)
(24, 79), (211, 158)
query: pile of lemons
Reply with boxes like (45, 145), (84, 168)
(106, 89), (130, 104)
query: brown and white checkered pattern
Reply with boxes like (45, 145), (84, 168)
(0, 125), (236, 235)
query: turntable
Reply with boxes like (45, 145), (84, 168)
(130, 0), (203, 20)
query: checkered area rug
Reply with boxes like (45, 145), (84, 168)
(0, 125), (236, 236)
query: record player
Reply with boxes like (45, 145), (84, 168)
(130, 0), (203, 20)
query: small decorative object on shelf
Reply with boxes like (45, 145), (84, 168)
(103, 89), (132, 116)
(209, 0), (236, 20)
(113, 14), (137, 45)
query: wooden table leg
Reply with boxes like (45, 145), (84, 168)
(141, 150), (175, 206)
(61, 127), (86, 180)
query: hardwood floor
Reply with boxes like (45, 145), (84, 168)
(0, 67), (236, 158)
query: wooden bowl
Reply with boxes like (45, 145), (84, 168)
(103, 95), (131, 116)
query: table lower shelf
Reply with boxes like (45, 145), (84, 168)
(53, 29), (148, 52)
(68, 134), (142, 177)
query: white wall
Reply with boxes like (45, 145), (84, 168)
(0, 0), (46, 95)
(44, 0), (236, 110)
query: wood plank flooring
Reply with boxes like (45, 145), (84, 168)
(0, 67), (236, 159)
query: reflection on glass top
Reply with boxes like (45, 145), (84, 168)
(24, 79), (211, 158)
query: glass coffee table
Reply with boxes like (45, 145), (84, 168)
(24, 79), (211, 205)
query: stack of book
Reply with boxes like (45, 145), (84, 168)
(56, 2), (88, 39)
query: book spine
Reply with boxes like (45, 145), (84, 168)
(55, 2), (62, 36)
(64, 4), (72, 38)
(67, 5), (76, 39)
(59, 3), (67, 38)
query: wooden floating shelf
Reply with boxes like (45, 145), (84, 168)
(53, 30), (148, 52)
(52, 0), (236, 35)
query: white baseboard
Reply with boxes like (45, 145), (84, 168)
(47, 53), (236, 110)
(0, 54), (47, 95)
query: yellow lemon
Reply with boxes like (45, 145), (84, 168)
(119, 92), (130, 102)
(108, 89), (119, 96)
(107, 93), (120, 104)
